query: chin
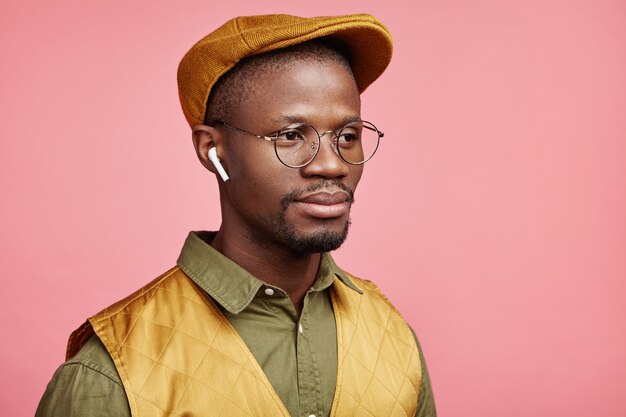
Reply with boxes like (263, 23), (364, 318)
(281, 219), (351, 256)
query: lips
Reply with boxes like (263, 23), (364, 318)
(293, 190), (351, 219)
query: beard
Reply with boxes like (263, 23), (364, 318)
(275, 180), (354, 256)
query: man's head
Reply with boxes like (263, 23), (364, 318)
(177, 14), (393, 128)
(203, 38), (354, 127)
(178, 14), (392, 256)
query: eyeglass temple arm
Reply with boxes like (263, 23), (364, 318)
(218, 121), (276, 142)
(362, 124), (384, 139)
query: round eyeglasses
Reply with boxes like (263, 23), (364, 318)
(215, 120), (383, 168)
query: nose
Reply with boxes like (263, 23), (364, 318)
(300, 131), (350, 178)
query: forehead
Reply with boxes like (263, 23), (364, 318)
(231, 56), (361, 128)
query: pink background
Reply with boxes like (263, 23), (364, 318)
(1, 0), (625, 416)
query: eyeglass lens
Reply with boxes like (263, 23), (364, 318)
(273, 121), (380, 167)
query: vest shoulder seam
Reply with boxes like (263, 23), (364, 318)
(61, 359), (125, 389)
(92, 266), (181, 320)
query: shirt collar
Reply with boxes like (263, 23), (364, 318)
(176, 231), (362, 314)
(317, 252), (363, 294)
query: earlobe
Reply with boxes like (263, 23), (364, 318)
(191, 124), (230, 182)
(191, 124), (220, 170)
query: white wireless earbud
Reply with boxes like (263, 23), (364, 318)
(208, 147), (230, 182)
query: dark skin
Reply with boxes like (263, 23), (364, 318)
(192, 60), (363, 315)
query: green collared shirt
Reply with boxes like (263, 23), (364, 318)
(36, 231), (436, 417)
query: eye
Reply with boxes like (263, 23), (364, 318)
(275, 128), (306, 147)
(337, 128), (361, 148)
(280, 130), (304, 141)
(273, 123), (316, 148)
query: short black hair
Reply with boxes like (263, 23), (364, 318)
(203, 38), (355, 126)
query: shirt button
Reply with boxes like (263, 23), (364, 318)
(264, 288), (275, 296)
(298, 323), (303, 334)
(308, 414), (316, 417)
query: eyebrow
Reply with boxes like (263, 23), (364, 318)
(273, 114), (362, 126)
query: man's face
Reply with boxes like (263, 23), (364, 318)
(218, 58), (363, 255)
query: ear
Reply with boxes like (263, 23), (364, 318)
(191, 124), (223, 174)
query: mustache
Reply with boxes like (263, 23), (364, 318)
(281, 180), (355, 209)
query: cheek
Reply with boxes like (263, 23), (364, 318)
(348, 165), (364, 192)
(225, 139), (272, 181)
(224, 143), (291, 209)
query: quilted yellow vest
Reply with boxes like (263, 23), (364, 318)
(68, 267), (421, 417)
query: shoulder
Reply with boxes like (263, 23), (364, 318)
(67, 334), (123, 385)
(36, 335), (130, 417)
(93, 266), (184, 321)
(341, 271), (404, 313)
(335, 270), (415, 339)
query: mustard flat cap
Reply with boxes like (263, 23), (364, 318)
(177, 13), (393, 127)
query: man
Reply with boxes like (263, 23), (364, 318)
(36, 13), (437, 417)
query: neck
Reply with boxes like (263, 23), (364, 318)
(210, 228), (321, 316)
